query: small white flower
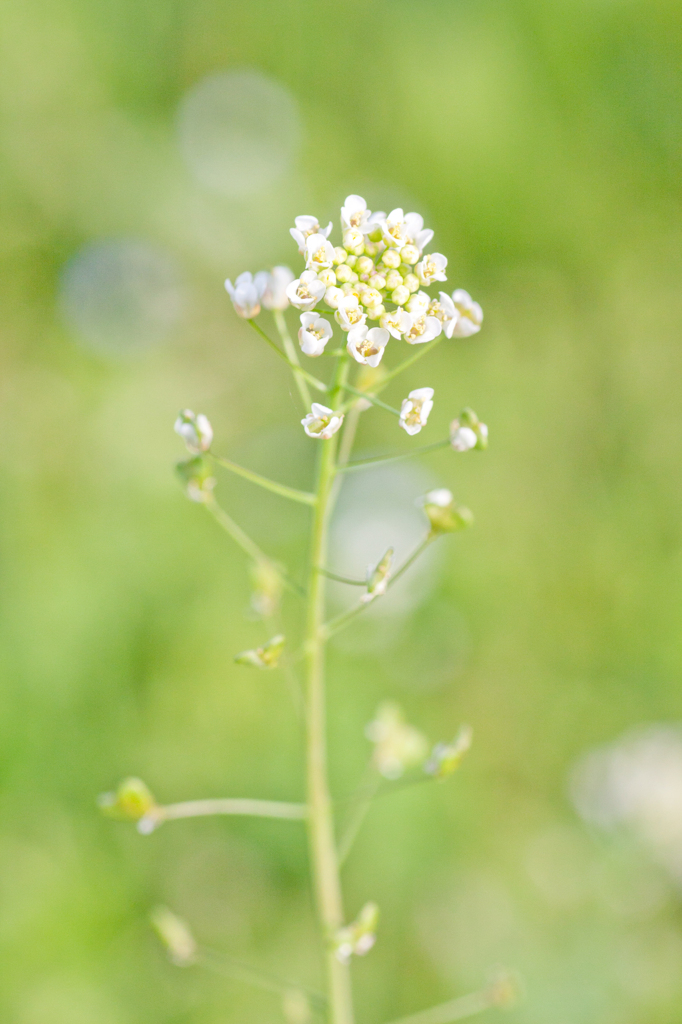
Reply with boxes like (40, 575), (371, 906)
(324, 285), (344, 309)
(301, 403), (344, 439)
(450, 425), (478, 451)
(305, 233), (336, 271)
(174, 409), (213, 453)
(399, 387), (434, 435)
(404, 315), (442, 345)
(340, 194), (373, 234)
(404, 211), (434, 253)
(346, 325), (389, 367)
(450, 288), (484, 337)
(450, 409), (488, 450)
(380, 308), (413, 340)
(290, 215), (333, 255)
(334, 903), (380, 965)
(256, 266), (295, 311)
(415, 253), (448, 286)
(366, 703), (429, 779)
(298, 312), (333, 357)
(380, 208), (411, 249)
(423, 487), (453, 507)
(335, 294), (367, 332)
(224, 271), (265, 319)
(406, 290), (431, 317)
(286, 270), (326, 311)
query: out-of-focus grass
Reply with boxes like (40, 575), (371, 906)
(1, 1), (682, 1022)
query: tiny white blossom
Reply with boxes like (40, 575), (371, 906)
(286, 271), (326, 311)
(404, 211), (434, 253)
(415, 253), (448, 286)
(335, 294), (367, 332)
(301, 403), (344, 439)
(324, 285), (344, 309)
(380, 208), (411, 249)
(305, 233), (336, 272)
(257, 266), (295, 311)
(404, 315), (442, 345)
(340, 194), (373, 234)
(399, 387), (434, 435)
(224, 271), (265, 319)
(346, 325), (390, 367)
(298, 312), (333, 357)
(450, 425), (478, 451)
(290, 215), (333, 255)
(449, 288), (484, 337)
(174, 409), (213, 453)
(406, 290), (431, 317)
(366, 703), (429, 779)
(380, 308), (413, 340)
(423, 487), (453, 507)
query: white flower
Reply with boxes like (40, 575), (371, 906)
(298, 312), (333, 357)
(256, 266), (295, 311)
(450, 288), (483, 337)
(335, 294), (367, 332)
(422, 487), (452, 507)
(450, 409), (488, 451)
(174, 409), (213, 453)
(334, 903), (380, 965)
(450, 424), (478, 451)
(406, 290), (431, 317)
(286, 270), (326, 311)
(290, 215), (333, 255)
(340, 194), (373, 234)
(346, 326), (389, 367)
(404, 211), (434, 253)
(380, 308), (413, 340)
(415, 252), (448, 286)
(404, 315), (442, 345)
(305, 233), (336, 271)
(366, 703), (429, 779)
(380, 208), (411, 249)
(224, 271), (265, 318)
(301, 403), (344, 439)
(399, 387), (434, 435)
(324, 286), (344, 309)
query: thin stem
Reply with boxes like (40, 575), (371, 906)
(199, 946), (327, 1009)
(316, 567), (367, 587)
(248, 320), (328, 394)
(274, 310), (312, 409)
(389, 536), (434, 586)
(204, 499), (304, 599)
(339, 384), (401, 417)
(382, 988), (495, 1024)
(373, 336), (444, 395)
(211, 454), (316, 506)
(305, 354), (355, 1024)
(337, 768), (380, 867)
(157, 798), (308, 823)
(337, 439), (451, 474)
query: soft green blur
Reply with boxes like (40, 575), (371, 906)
(2, 1), (682, 1022)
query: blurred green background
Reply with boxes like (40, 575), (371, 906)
(2, 1), (682, 1022)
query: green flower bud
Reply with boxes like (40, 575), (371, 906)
(176, 457), (216, 503)
(368, 226), (383, 243)
(369, 273), (386, 291)
(98, 777), (157, 822)
(235, 634), (286, 669)
(384, 269), (402, 290)
(150, 907), (197, 966)
(367, 303), (386, 320)
(343, 228), (364, 251)
(360, 288), (383, 309)
(381, 248), (401, 269)
(418, 489), (474, 534)
(391, 284), (410, 306)
(332, 247), (348, 266)
(250, 560), (284, 618)
(399, 244), (420, 265)
(425, 725), (473, 779)
(355, 256), (374, 276)
(344, 254), (358, 269)
(317, 268), (336, 288)
(333, 902), (380, 964)
(403, 273), (420, 293)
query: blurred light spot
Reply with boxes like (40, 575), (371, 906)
(613, 926), (682, 1004)
(570, 724), (682, 885)
(60, 239), (186, 355)
(177, 70), (301, 195)
(524, 823), (593, 909)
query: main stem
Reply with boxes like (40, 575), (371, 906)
(305, 357), (354, 1024)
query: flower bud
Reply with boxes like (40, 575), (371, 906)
(174, 410), (213, 454)
(403, 273), (420, 293)
(325, 286), (344, 309)
(176, 457), (216, 503)
(335, 264), (353, 284)
(369, 272), (386, 291)
(250, 559), (284, 618)
(150, 907), (197, 966)
(384, 269), (402, 290)
(235, 634), (286, 669)
(391, 285), (410, 306)
(361, 547), (394, 603)
(450, 408), (488, 451)
(259, 266), (295, 311)
(343, 228), (364, 252)
(418, 489), (474, 534)
(381, 248), (401, 269)
(344, 254), (358, 269)
(366, 702), (429, 779)
(399, 244), (419, 265)
(425, 724), (473, 779)
(317, 268), (336, 288)
(360, 288), (383, 309)
(368, 226), (383, 243)
(332, 247), (348, 266)
(333, 902), (380, 964)
(98, 777), (157, 822)
(355, 256), (374, 276)
(368, 304), (386, 321)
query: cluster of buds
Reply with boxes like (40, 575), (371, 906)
(425, 725), (473, 780)
(333, 901), (380, 964)
(450, 408), (488, 452)
(365, 702), (429, 780)
(235, 634), (286, 669)
(419, 489), (474, 535)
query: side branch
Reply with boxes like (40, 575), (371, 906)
(152, 798), (308, 825)
(212, 454), (317, 506)
(339, 384), (401, 417)
(274, 309), (312, 409)
(248, 320), (328, 393)
(337, 439), (451, 474)
(374, 336), (444, 394)
(382, 989), (494, 1024)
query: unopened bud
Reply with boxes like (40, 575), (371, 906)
(367, 304), (386, 321)
(333, 902), (380, 964)
(98, 777), (157, 822)
(425, 724), (473, 779)
(250, 559), (284, 619)
(355, 256), (374, 276)
(399, 244), (419, 265)
(381, 248), (401, 269)
(317, 268), (337, 288)
(235, 634), (286, 669)
(176, 457), (216, 503)
(384, 269), (402, 290)
(450, 408), (488, 451)
(174, 410), (213, 454)
(391, 285), (410, 306)
(366, 702), (429, 779)
(418, 489), (474, 535)
(403, 273), (420, 293)
(343, 228), (364, 252)
(332, 247), (348, 266)
(335, 264), (353, 284)
(150, 907), (197, 966)
(361, 547), (394, 604)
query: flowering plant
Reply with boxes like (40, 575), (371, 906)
(101, 195), (516, 1024)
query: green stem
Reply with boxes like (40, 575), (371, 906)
(199, 946), (327, 1009)
(337, 769), (380, 867)
(248, 320), (328, 394)
(337, 438), (451, 474)
(374, 336), (444, 395)
(156, 798), (308, 823)
(274, 310), (312, 409)
(211, 454), (316, 506)
(381, 988), (494, 1024)
(388, 536), (434, 586)
(339, 384), (401, 417)
(316, 567), (367, 587)
(305, 355), (355, 1024)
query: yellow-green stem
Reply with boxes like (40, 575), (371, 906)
(305, 356), (354, 1024)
